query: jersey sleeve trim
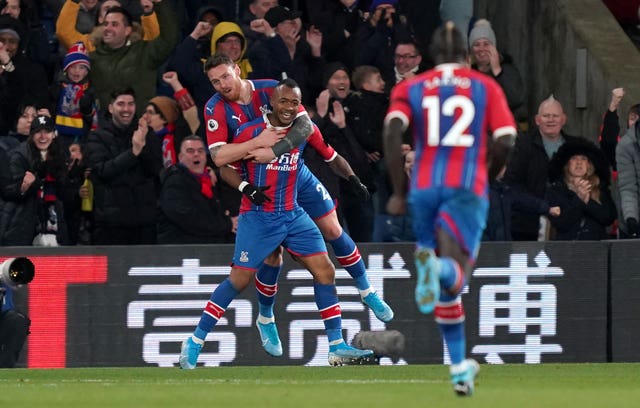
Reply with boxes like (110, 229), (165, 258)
(208, 141), (227, 151)
(324, 151), (338, 162)
(384, 111), (410, 131)
(492, 125), (517, 139)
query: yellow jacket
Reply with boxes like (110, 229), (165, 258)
(56, 0), (160, 52)
(210, 21), (253, 79)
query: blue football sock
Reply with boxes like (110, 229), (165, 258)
(194, 278), (239, 341)
(328, 231), (370, 290)
(255, 263), (281, 318)
(436, 292), (466, 365)
(314, 283), (343, 346)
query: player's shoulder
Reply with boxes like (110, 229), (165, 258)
(204, 93), (226, 114)
(252, 79), (278, 90)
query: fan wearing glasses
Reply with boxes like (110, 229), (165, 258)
(393, 40), (422, 84)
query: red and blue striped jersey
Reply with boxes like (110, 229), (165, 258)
(234, 116), (334, 213)
(204, 79), (306, 149)
(385, 63), (516, 197)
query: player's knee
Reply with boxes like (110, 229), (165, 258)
(309, 262), (335, 285)
(316, 214), (343, 241)
(228, 269), (254, 291)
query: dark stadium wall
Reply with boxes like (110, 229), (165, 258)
(6, 240), (636, 368)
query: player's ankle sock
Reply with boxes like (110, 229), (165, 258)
(314, 283), (343, 343)
(255, 263), (281, 318)
(193, 278), (239, 341)
(329, 231), (370, 290)
(435, 294), (466, 365)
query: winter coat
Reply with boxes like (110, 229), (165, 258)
(483, 180), (550, 241)
(503, 129), (581, 240)
(84, 120), (162, 228)
(615, 124), (640, 233)
(89, 0), (177, 115)
(472, 53), (524, 112)
(1, 142), (69, 246)
(546, 180), (616, 240)
(157, 164), (233, 244)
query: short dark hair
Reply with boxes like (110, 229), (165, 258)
(429, 21), (467, 65)
(104, 6), (133, 27)
(109, 87), (136, 103)
(204, 53), (235, 73)
(180, 135), (206, 151)
(277, 77), (299, 90)
(273, 78), (301, 98)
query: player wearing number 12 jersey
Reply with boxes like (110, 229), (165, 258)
(384, 23), (516, 396)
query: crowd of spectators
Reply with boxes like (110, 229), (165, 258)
(0, 0), (629, 246)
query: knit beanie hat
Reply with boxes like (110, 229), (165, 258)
(468, 19), (496, 47)
(322, 62), (349, 87)
(63, 42), (91, 72)
(149, 96), (180, 124)
(369, 0), (398, 12)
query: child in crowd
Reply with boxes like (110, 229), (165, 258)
(55, 42), (97, 154)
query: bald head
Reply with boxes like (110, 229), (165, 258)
(535, 95), (566, 140)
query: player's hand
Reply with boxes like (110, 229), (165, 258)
(240, 183), (272, 205)
(348, 175), (370, 201)
(386, 194), (407, 215)
(255, 127), (284, 148)
(246, 147), (276, 163)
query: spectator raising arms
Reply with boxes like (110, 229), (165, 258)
(89, 2), (177, 116)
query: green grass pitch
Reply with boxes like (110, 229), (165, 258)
(1, 363), (637, 408)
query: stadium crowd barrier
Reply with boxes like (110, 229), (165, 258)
(4, 240), (637, 368)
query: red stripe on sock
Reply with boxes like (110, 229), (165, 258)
(255, 276), (278, 297)
(336, 247), (361, 267)
(319, 303), (342, 320)
(435, 299), (465, 323)
(204, 301), (225, 320)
